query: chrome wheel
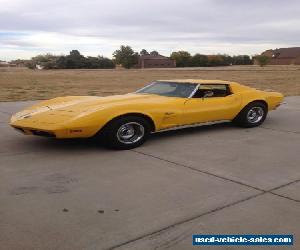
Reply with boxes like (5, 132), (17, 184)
(247, 107), (264, 124)
(116, 122), (145, 144)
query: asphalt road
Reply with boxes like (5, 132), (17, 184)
(0, 97), (299, 250)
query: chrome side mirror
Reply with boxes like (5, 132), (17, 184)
(203, 90), (214, 98)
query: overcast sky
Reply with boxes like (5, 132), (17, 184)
(0, 0), (299, 60)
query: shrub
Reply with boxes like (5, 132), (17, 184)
(255, 55), (271, 67)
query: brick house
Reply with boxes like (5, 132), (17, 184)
(136, 54), (176, 68)
(256, 47), (300, 65)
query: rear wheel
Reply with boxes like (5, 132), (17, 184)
(233, 101), (267, 128)
(101, 116), (150, 149)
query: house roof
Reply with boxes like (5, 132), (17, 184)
(271, 47), (300, 58)
(140, 54), (171, 60)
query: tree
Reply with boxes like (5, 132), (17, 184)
(140, 49), (149, 56)
(97, 56), (115, 69)
(232, 55), (253, 65)
(25, 60), (36, 69)
(191, 54), (208, 67)
(170, 51), (191, 67)
(255, 55), (271, 67)
(150, 50), (159, 56)
(65, 50), (85, 68)
(84, 56), (100, 68)
(243, 55), (253, 65)
(29, 54), (59, 69)
(206, 55), (227, 66)
(219, 55), (233, 66)
(56, 56), (67, 68)
(24, 50), (115, 70)
(113, 45), (138, 69)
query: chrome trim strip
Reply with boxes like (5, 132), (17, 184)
(154, 120), (230, 133)
(188, 84), (200, 98)
(135, 82), (155, 93)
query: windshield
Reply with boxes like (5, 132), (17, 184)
(136, 81), (197, 98)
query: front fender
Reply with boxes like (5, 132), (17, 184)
(64, 106), (157, 137)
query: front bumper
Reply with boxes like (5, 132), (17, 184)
(12, 126), (56, 137)
(10, 122), (99, 139)
(10, 111), (102, 139)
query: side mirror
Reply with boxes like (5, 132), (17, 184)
(203, 90), (214, 98)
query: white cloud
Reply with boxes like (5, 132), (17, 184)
(0, 0), (300, 60)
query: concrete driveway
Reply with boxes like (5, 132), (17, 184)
(0, 97), (299, 250)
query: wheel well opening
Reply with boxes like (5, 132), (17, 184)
(100, 113), (156, 134)
(247, 100), (268, 109)
(233, 100), (268, 122)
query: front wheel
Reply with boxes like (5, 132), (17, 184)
(233, 102), (267, 128)
(102, 116), (150, 149)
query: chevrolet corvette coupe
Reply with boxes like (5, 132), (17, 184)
(10, 80), (283, 149)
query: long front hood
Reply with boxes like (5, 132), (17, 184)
(10, 93), (164, 128)
(27, 94), (154, 111)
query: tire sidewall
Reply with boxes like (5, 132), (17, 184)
(103, 116), (150, 149)
(234, 102), (268, 128)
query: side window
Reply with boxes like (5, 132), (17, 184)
(192, 84), (231, 98)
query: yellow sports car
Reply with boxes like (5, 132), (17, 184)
(10, 80), (283, 149)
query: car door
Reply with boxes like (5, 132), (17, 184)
(157, 97), (187, 130)
(182, 84), (242, 125)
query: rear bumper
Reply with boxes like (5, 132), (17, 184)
(273, 101), (286, 110)
(266, 93), (284, 110)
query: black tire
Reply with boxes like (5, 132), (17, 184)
(233, 101), (267, 128)
(101, 116), (151, 150)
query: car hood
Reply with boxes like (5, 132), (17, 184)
(10, 93), (164, 125)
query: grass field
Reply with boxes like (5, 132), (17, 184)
(0, 65), (299, 101)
